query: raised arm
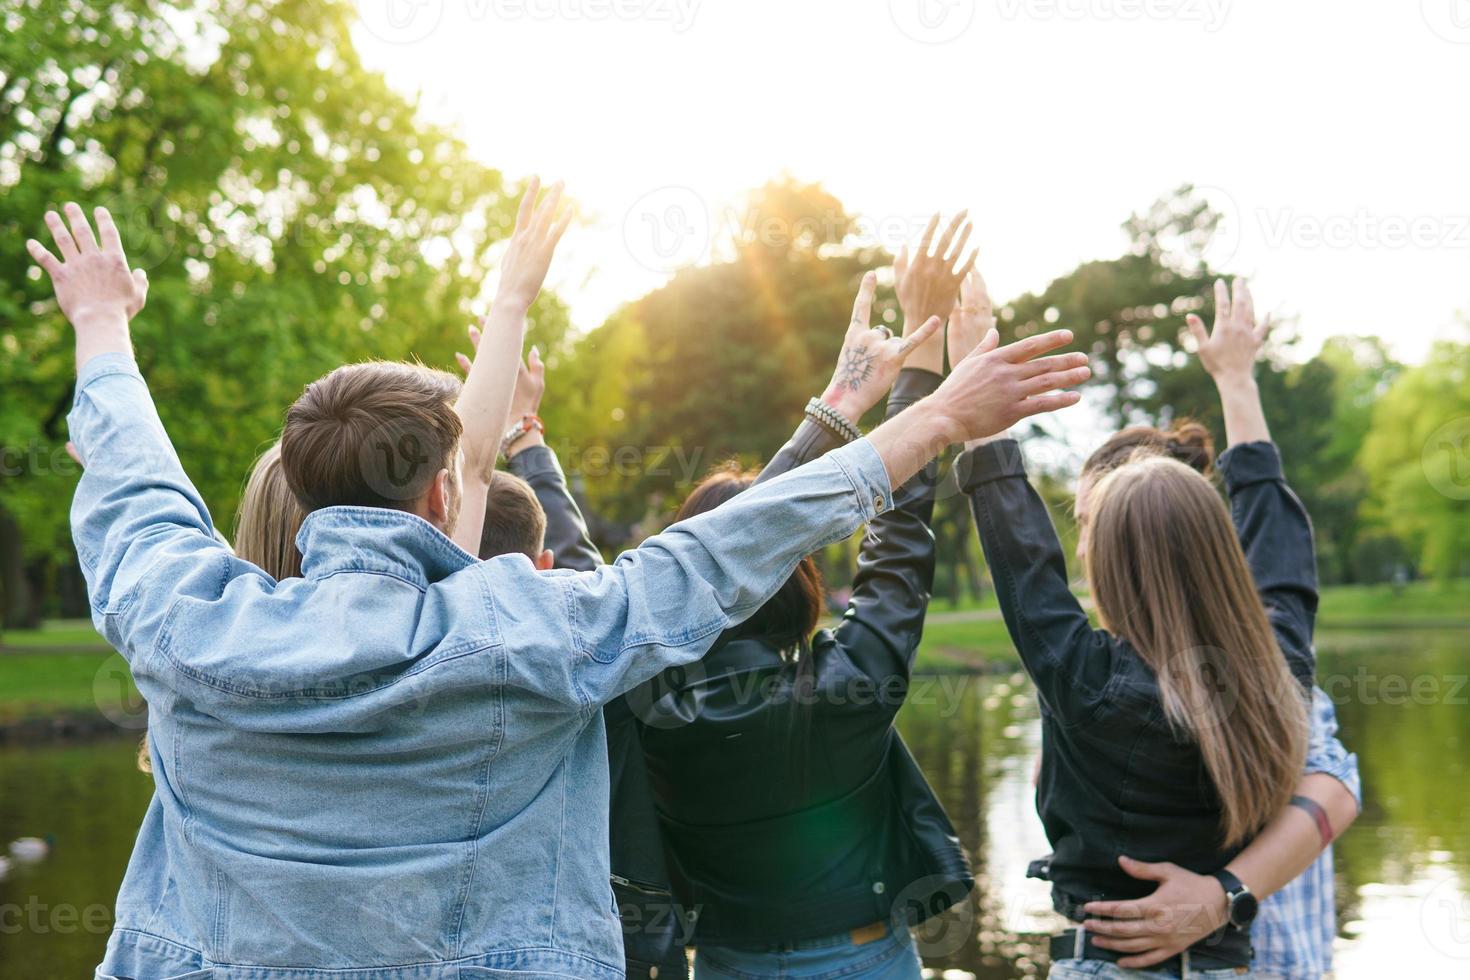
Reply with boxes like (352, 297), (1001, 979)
(28, 205), (240, 661)
(947, 267), (1108, 715)
(757, 212), (975, 483)
(551, 321), (1091, 706)
(500, 347), (604, 572)
(451, 178), (571, 556)
(1190, 278), (1318, 681)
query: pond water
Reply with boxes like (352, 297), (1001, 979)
(1, 629), (1467, 978)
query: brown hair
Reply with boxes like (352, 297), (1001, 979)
(675, 464), (825, 650)
(280, 361), (463, 515)
(1083, 420), (1215, 479)
(140, 442), (307, 774)
(478, 472), (547, 561)
(1085, 455), (1307, 846)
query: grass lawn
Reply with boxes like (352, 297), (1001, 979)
(0, 581), (1464, 720)
(0, 650), (136, 724)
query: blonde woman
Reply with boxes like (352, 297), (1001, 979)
(954, 276), (1332, 979)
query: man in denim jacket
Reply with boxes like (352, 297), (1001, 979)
(29, 205), (1089, 979)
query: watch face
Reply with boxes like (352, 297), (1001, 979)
(1231, 889), (1260, 928)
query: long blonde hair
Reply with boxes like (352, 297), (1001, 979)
(138, 443), (305, 773)
(1085, 455), (1307, 847)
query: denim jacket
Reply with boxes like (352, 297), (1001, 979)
(69, 353), (892, 980)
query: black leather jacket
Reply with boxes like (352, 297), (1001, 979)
(507, 447), (690, 980)
(632, 368), (973, 947)
(959, 438), (1318, 967)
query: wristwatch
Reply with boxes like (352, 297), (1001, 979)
(1211, 869), (1259, 929)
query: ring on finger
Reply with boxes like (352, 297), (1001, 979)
(874, 325), (893, 340)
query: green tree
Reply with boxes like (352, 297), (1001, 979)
(1359, 332), (1470, 581)
(0, 0), (563, 628)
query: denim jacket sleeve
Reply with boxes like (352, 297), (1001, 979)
(958, 438), (1115, 717)
(541, 439), (893, 708)
(66, 353), (243, 663)
(1217, 441), (1319, 690)
(507, 445), (603, 572)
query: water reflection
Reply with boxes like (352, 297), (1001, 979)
(1, 630), (1467, 977)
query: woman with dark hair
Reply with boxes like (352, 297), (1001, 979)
(953, 274), (1357, 978)
(632, 216), (990, 980)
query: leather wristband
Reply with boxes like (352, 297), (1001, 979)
(1290, 794), (1335, 846)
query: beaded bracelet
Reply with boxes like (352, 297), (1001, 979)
(501, 414), (545, 457)
(804, 397), (862, 444)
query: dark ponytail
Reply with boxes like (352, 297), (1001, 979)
(1083, 420), (1216, 480)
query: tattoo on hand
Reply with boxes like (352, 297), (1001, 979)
(838, 345), (876, 392)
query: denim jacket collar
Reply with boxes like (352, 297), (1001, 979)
(295, 506), (477, 586)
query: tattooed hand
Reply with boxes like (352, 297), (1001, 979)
(895, 211), (977, 373)
(819, 270), (942, 426)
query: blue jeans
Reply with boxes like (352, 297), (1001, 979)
(694, 926), (923, 979)
(1050, 958), (1254, 980)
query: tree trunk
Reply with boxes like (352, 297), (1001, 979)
(0, 503), (40, 631)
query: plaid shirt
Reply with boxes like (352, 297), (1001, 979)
(1252, 688), (1362, 979)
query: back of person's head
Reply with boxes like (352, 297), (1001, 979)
(479, 471), (548, 563)
(1084, 455), (1307, 846)
(1082, 420), (1215, 481)
(280, 361), (463, 522)
(235, 443), (306, 580)
(674, 463), (824, 651)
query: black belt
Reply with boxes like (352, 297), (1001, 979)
(1048, 929), (1248, 973)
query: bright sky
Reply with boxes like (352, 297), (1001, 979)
(352, 0), (1470, 369)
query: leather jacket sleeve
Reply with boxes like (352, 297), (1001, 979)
(958, 438), (1116, 720)
(505, 444), (603, 572)
(828, 369), (943, 697)
(751, 369), (944, 701)
(1217, 440), (1319, 690)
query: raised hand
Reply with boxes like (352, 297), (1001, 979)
(894, 211), (977, 372)
(27, 203), (149, 368)
(495, 176), (573, 312)
(947, 266), (1000, 372)
(936, 328), (1091, 445)
(1186, 278), (1272, 446)
(819, 270), (943, 425)
(1187, 278), (1267, 383)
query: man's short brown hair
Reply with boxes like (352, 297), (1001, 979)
(281, 361), (463, 514)
(479, 472), (547, 561)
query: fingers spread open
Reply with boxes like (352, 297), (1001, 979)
(1022, 365), (1091, 396)
(1213, 278), (1230, 328)
(849, 270), (877, 329)
(26, 239), (61, 276)
(515, 176), (540, 230)
(1234, 277), (1254, 326)
(916, 213), (939, 254)
(894, 243), (909, 280)
(1017, 351), (1090, 380)
(94, 206), (125, 258)
(45, 211), (78, 258)
(954, 248), (978, 281)
(1016, 391), (1082, 418)
(998, 328), (1074, 363)
(533, 182), (564, 236)
(945, 222), (972, 270)
(1185, 313), (1210, 349)
(934, 211), (966, 259)
(455, 352), (473, 373)
(64, 202), (98, 252)
(899, 315), (942, 353)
